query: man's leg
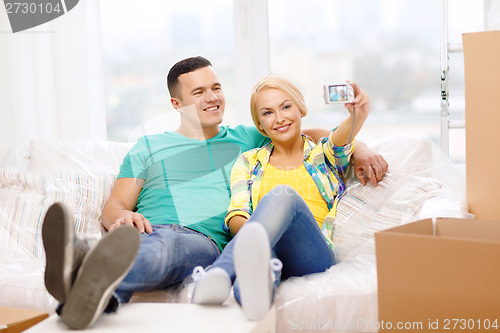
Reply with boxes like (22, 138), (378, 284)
(114, 224), (221, 304)
(42, 204), (219, 329)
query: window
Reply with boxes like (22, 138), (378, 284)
(100, 0), (485, 163)
(268, 0), (484, 162)
(446, 0), (485, 162)
(100, 0), (235, 142)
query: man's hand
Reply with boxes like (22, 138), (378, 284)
(352, 141), (388, 186)
(102, 178), (153, 234)
(108, 210), (153, 234)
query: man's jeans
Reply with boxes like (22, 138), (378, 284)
(115, 224), (221, 303)
(211, 185), (336, 301)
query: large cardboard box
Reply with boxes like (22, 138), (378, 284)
(375, 218), (500, 332)
(0, 307), (48, 333)
(463, 31), (500, 220)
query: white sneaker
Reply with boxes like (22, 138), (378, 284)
(191, 266), (231, 305)
(234, 223), (282, 321)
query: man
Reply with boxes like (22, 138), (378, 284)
(42, 56), (388, 329)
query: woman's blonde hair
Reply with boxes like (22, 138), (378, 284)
(250, 76), (308, 137)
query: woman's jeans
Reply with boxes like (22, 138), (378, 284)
(115, 224), (221, 303)
(211, 185), (336, 302)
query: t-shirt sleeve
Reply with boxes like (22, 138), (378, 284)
(322, 128), (355, 176)
(117, 137), (148, 179)
(242, 125), (270, 150)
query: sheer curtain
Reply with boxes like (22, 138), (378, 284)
(0, 0), (106, 159)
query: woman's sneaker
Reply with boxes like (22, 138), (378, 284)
(234, 223), (281, 321)
(191, 266), (232, 305)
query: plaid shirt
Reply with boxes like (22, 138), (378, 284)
(224, 131), (354, 248)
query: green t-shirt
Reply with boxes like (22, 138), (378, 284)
(117, 125), (270, 251)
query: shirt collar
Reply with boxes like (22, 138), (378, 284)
(255, 135), (315, 166)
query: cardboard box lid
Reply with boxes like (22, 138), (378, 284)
(378, 218), (500, 243)
(0, 307), (48, 333)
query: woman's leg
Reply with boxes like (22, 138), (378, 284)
(212, 184), (335, 280)
(252, 184), (336, 279)
(193, 185), (335, 308)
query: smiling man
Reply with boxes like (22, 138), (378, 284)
(170, 64), (226, 138)
(41, 56), (388, 329)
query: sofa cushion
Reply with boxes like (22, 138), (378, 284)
(28, 139), (132, 174)
(0, 169), (114, 259)
(332, 173), (443, 261)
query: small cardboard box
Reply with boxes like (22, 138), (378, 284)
(463, 31), (500, 220)
(0, 307), (48, 333)
(375, 218), (500, 332)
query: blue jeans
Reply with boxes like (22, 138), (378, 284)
(115, 224), (221, 303)
(211, 185), (336, 301)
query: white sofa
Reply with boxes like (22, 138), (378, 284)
(0, 135), (469, 332)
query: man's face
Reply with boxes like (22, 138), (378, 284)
(172, 66), (225, 129)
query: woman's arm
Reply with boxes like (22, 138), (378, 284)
(224, 153), (254, 233)
(302, 128), (329, 142)
(304, 128), (388, 186)
(227, 215), (248, 236)
(330, 82), (370, 147)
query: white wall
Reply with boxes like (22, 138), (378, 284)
(1, 0), (499, 160)
(0, 0), (106, 159)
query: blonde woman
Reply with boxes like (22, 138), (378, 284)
(192, 76), (371, 320)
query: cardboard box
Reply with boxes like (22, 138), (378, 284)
(463, 31), (500, 220)
(376, 218), (500, 332)
(0, 307), (48, 333)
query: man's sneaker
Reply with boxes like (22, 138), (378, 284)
(42, 202), (90, 303)
(234, 223), (282, 321)
(60, 226), (141, 330)
(191, 266), (231, 305)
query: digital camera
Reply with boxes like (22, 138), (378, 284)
(323, 83), (355, 104)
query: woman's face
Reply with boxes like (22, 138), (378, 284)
(255, 88), (303, 144)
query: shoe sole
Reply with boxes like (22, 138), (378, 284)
(234, 223), (272, 321)
(42, 203), (74, 303)
(191, 267), (231, 305)
(60, 226), (141, 330)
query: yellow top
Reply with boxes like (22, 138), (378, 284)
(257, 163), (329, 228)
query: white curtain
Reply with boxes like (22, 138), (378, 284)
(0, 0), (106, 159)
(487, 0), (500, 29)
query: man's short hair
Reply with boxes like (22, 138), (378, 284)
(167, 56), (212, 98)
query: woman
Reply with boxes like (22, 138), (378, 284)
(191, 76), (370, 320)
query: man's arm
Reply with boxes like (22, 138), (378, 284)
(351, 140), (388, 187)
(102, 178), (153, 234)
